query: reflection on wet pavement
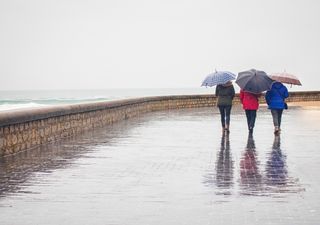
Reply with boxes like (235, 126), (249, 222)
(239, 134), (264, 195)
(203, 133), (234, 196)
(0, 106), (319, 225)
(215, 133), (234, 192)
(265, 135), (288, 187)
(264, 135), (304, 196)
(0, 120), (134, 198)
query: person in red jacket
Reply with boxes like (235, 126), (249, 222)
(240, 89), (261, 133)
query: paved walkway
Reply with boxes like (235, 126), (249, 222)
(0, 105), (319, 225)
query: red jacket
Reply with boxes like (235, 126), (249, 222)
(240, 90), (260, 110)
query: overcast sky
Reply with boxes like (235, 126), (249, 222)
(0, 0), (319, 90)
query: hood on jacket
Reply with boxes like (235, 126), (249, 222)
(272, 81), (284, 89)
(222, 81), (233, 87)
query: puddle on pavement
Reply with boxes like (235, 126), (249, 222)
(0, 106), (319, 225)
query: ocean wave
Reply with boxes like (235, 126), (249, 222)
(0, 97), (110, 104)
(0, 103), (48, 112)
(0, 97), (113, 112)
(0, 88), (215, 112)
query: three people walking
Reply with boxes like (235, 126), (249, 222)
(215, 81), (235, 132)
(215, 83), (289, 135)
(206, 69), (293, 135)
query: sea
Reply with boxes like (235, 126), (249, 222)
(0, 88), (215, 112)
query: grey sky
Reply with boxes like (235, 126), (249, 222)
(0, 0), (319, 90)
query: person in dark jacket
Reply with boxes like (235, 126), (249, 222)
(265, 82), (289, 134)
(215, 81), (235, 132)
(240, 89), (261, 134)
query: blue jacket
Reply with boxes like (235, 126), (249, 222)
(265, 82), (289, 109)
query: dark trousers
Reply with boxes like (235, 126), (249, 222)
(245, 110), (257, 130)
(271, 109), (283, 127)
(218, 105), (232, 127)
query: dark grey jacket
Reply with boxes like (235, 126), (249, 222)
(215, 84), (235, 106)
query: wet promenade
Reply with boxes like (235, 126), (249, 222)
(0, 105), (320, 225)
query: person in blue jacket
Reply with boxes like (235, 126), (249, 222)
(265, 82), (289, 134)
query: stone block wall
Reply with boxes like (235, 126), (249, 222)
(0, 91), (319, 157)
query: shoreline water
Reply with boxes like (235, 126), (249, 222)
(0, 88), (318, 112)
(0, 88), (216, 112)
(0, 91), (319, 157)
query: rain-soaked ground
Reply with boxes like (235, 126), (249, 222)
(0, 104), (320, 225)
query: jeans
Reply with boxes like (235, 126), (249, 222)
(218, 105), (232, 127)
(245, 110), (257, 130)
(271, 109), (283, 127)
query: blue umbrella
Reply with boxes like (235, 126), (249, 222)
(201, 71), (236, 87)
(236, 69), (274, 93)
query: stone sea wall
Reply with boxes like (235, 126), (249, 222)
(1, 91), (320, 157)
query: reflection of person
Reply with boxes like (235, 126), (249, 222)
(215, 81), (235, 132)
(264, 136), (304, 195)
(240, 89), (261, 134)
(215, 133), (233, 189)
(239, 134), (262, 194)
(265, 82), (289, 134)
(265, 135), (288, 186)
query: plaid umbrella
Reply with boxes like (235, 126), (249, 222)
(236, 69), (274, 93)
(269, 72), (302, 86)
(201, 71), (236, 87)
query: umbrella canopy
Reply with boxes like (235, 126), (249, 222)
(201, 71), (236, 87)
(269, 72), (302, 86)
(236, 69), (274, 93)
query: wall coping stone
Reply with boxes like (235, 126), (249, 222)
(0, 95), (213, 127)
(0, 91), (319, 127)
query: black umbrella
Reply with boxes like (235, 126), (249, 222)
(236, 69), (274, 93)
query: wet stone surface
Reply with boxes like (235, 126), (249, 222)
(0, 105), (320, 225)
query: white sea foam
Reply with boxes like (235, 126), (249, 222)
(0, 103), (48, 112)
(0, 88), (214, 112)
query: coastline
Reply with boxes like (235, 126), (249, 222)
(1, 91), (320, 157)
